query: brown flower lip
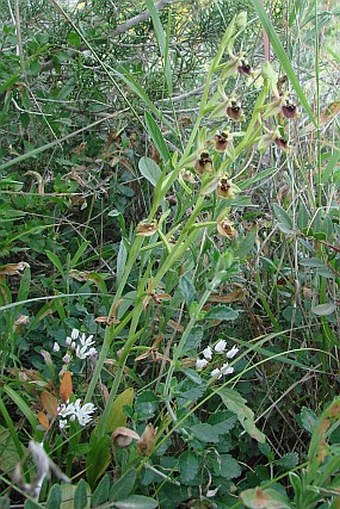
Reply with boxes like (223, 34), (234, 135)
(194, 151), (213, 175)
(214, 132), (229, 152)
(217, 219), (235, 239)
(136, 221), (158, 236)
(226, 101), (243, 121)
(216, 177), (234, 199)
(274, 137), (289, 150)
(237, 60), (252, 76)
(282, 100), (298, 119)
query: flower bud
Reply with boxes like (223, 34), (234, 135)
(136, 221), (158, 237)
(112, 427), (140, 448)
(216, 177), (234, 199)
(194, 152), (213, 175)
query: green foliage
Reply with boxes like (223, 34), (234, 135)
(0, 1), (338, 508)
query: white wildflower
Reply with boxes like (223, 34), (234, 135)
(206, 486), (220, 498)
(75, 333), (97, 359)
(73, 399), (96, 426)
(57, 399), (96, 427)
(52, 342), (60, 352)
(70, 341), (76, 351)
(214, 339), (227, 353)
(202, 346), (213, 360)
(220, 363), (234, 376)
(226, 345), (239, 359)
(211, 368), (222, 379)
(66, 328), (80, 345)
(196, 358), (209, 371)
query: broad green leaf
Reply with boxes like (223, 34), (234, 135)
(144, 111), (171, 163)
(0, 496), (10, 509)
(91, 474), (111, 507)
(70, 241), (90, 268)
(181, 325), (203, 354)
(105, 387), (134, 433)
(321, 146), (340, 184)
(210, 453), (241, 479)
(251, 0), (315, 125)
(113, 495), (159, 509)
(0, 425), (21, 474)
(205, 305), (239, 321)
(74, 480), (90, 509)
(60, 484), (77, 509)
(312, 302), (336, 316)
(299, 407), (319, 434)
(86, 435), (111, 488)
(110, 469), (137, 502)
(238, 167), (278, 190)
(138, 156), (162, 187)
(46, 485), (61, 509)
(179, 275), (197, 305)
(179, 450), (199, 484)
(135, 391), (158, 420)
(241, 487), (292, 508)
(46, 250), (65, 276)
(273, 204), (293, 234)
(3, 386), (39, 431)
(218, 388), (266, 443)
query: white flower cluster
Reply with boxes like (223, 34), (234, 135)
(58, 399), (96, 429)
(53, 328), (97, 363)
(196, 340), (239, 379)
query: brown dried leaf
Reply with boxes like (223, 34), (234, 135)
(59, 371), (73, 403)
(40, 390), (58, 417)
(0, 262), (30, 276)
(209, 289), (246, 304)
(137, 424), (157, 456)
(37, 411), (50, 430)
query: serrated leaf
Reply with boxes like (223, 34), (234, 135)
(179, 450), (199, 484)
(205, 305), (239, 321)
(181, 325), (203, 354)
(191, 423), (219, 443)
(113, 495), (159, 509)
(277, 452), (299, 470)
(212, 454), (241, 479)
(138, 156), (161, 187)
(312, 303), (336, 316)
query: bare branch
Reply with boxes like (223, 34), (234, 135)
(112, 0), (176, 37)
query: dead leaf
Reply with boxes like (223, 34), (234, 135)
(59, 371), (73, 403)
(209, 289), (246, 303)
(137, 424), (157, 456)
(37, 411), (50, 430)
(40, 391), (58, 417)
(0, 262), (30, 276)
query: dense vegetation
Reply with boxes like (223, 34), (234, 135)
(0, 0), (339, 508)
